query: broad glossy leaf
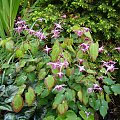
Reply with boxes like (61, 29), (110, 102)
(51, 41), (61, 61)
(12, 94), (24, 113)
(89, 42), (99, 62)
(111, 84), (120, 94)
(44, 75), (55, 90)
(25, 87), (35, 106)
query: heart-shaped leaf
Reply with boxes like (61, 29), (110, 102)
(111, 84), (120, 94)
(25, 87), (35, 106)
(51, 41), (61, 61)
(44, 75), (55, 90)
(89, 42), (99, 62)
(12, 94), (24, 113)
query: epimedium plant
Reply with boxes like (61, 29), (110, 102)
(0, 17), (120, 120)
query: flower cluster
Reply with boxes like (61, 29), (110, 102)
(15, 18), (27, 34)
(47, 59), (69, 78)
(51, 23), (62, 38)
(102, 60), (118, 73)
(15, 18), (46, 40)
(73, 27), (90, 37)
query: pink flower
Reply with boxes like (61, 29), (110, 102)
(76, 65), (85, 72)
(61, 14), (66, 19)
(54, 23), (62, 29)
(44, 45), (52, 54)
(80, 43), (89, 52)
(87, 88), (93, 93)
(78, 59), (84, 65)
(98, 46), (104, 53)
(93, 84), (102, 91)
(53, 84), (66, 91)
(74, 30), (83, 37)
(34, 31), (46, 40)
(83, 27), (90, 32)
(51, 29), (60, 38)
(57, 71), (64, 78)
(115, 47), (120, 52)
(106, 64), (118, 73)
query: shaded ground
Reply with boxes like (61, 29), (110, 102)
(95, 95), (120, 120)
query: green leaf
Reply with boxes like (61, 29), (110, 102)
(2, 63), (9, 69)
(103, 78), (115, 85)
(41, 88), (50, 98)
(100, 106), (108, 118)
(38, 68), (47, 80)
(77, 90), (83, 103)
(51, 41), (61, 61)
(43, 115), (55, 120)
(12, 94), (24, 113)
(25, 65), (36, 73)
(84, 31), (93, 41)
(35, 84), (43, 95)
(53, 93), (65, 109)
(57, 104), (66, 115)
(103, 85), (111, 94)
(25, 87), (35, 106)
(5, 40), (14, 51)
(15, 74), (27, 86)
(17, 84), (26, 95)
(89, 42), (99, 62)
(63, 50), (72, 63)
(65, 89), (75, 101)
(111, 84), (120, 94)
(44, 75), (55, 90)
(16, 49), (24, 58)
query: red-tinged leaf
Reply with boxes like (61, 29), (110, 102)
(44, 75), (55, 90)
(25, 87), (35, 106)
(12, 94), (24, 113)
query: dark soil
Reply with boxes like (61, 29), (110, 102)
(95, 95), (120, 120)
